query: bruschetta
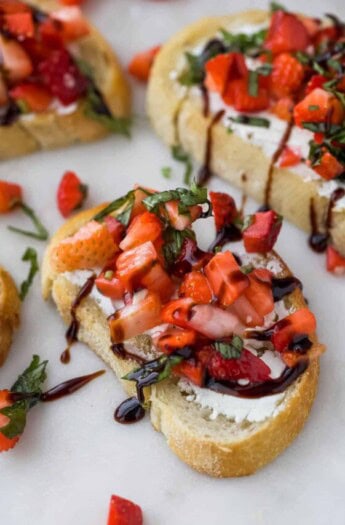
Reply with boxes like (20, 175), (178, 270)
(0, 267), (20, 366)
(42, 185), (324, 477)
(147, 6), (345, 264)
(0, 0), (130, 159)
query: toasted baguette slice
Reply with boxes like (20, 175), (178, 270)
(42, 205), (321, 477)
(0, 0), (130, 160)
(147, 9), (345, 256)
(0, 267), (20, 366)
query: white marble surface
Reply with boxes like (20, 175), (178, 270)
(0, 1), (345, 524)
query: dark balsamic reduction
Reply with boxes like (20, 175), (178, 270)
(200, 85), (210, 118)
(171, 238), (212, 277)
(208, 224), (242, 252)
(197, 110), (225, 185)
(308, 188), (345, 253)
(271, 276), (302, 302)
(41, 370), (105, 402)
(61, 274), (96, 364)
(111, 343), (145, 364)
(0, 102), (21, 127)
(288, 334), (312, 353)
(114, 397), (145, 424)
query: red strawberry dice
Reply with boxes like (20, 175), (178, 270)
(278, 146), (302, 168)
(207, 349), (271, 383)
(0, 390), (21, 452)
(270, 53), (304, 99)
(204, 52), (247, 95)
(57, 170), (87, 217)
(294, 88), (344, 128)
(311, 151), (344, 180)
(0, 180), (22, 212)
(107, 495), (143, 525)
(9, 83), (52, 112)
(243, 210), (282, 253)
(223, 78), (269, 112)
(128, 45), (161, 83)
(209, 191), (237, 231)
(305, 74), (327, 95)
(264, 10), (310, 54)
(326, 245), (345, 275)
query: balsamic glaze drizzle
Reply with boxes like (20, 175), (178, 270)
(197, 110), (225, 185)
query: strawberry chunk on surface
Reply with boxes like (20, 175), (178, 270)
(154, 328), (197, 354)
(51, 220), (118, 272)
(107, 494), (143, 525)
(223, 78), (269, 112)
(207, 349), (271, 383)
(305, 74), (328, 95)
(140, 261), (175, 302)
(3, 11), (34, 38)
(204, 251), (249, 306)
(271, 308), (316, 352)
(264, 10), (310, 55)
(270, 53), (304, 99)
(209, 191), (237, 231)
(9, 83), (52, 112)
(165, 200), (201, 231)
(230, 294), (264, 328)
(128, 45), (160, 82)
(51, 6), (90, 42)
(119, 211), (163, 251)
(294, 88), (344, 127)
(243, 210), (282, 254)
(0, 180), (22, 212)
(278, 146), (302, 168)
(326, 245), (345, 275)
(95, 272), (124, 300)
(311, 151), (344, 180)
(179, 270), (212, 304)
(0, 35), (33, 83)
(244, 269), (274, 318)
(270, 96), (294, 122)
(0, 390), (20, 452)
(173, 360), (204, 387)
(104, 216), (125, 245)
(115, 241), (158, 286)
(57, 171), (87, 218)
(204, 52), (247, 95)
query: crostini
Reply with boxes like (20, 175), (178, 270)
(0, 0), (130, 159)
(147, 6), (345, 260)
(42, 185), (324, 477)
(0, 267), (20, 366)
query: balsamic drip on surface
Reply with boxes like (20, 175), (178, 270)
(197, 110), (225, 185)
(208, 224), (242, 252)
(271, 276), (302, 302)
(114, 397), (145, 424)
(171, 239), (212, 277)
(288, 334), (312, 353)
(200, 85), (209, 118)
(308, 188), (345, 253)
(111, 343), (145, 364)
(61, 274), (96, 364)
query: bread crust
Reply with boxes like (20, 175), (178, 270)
(0, 0), (131, 160)
(147, 10), (345, 256)
(0, 267), (20, 366)
(42, 205), (321, 476)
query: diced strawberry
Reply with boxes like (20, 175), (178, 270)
(278, 146), (302, 168)
(116, 241), (158, 286)
(154, 328), (197, 354)
(95, 271), (124, 300)
(140, 261), (175, 302)
(300, 16), (321, 38)
(326, 245), (345, 275)
(207, 349), (271, 382)
(0, 180), (22, 212)
(179, 270), (212, 304)
(270, 96), (294, 121)
(313, 132), (325, 145)
(59, 0), (84, 5)
(243, 210), (282, 254)
(223, 78), (269, 112)
(165, 200), (201, 231)
(2, 11), (34, 37)
(270, 53), (304, 99)
(131, 186), (156, 217)
(0, 390), (20, 452)
(305, 75), (328, 95)
(0, 35), (33, 83)
(109, 291), (161, 343)
(313, 26), (338, 47)
(204, 251), (249, 306)
(104, 216), (125, 245)
(271, 308), (316, 352)
(57, 171), (87, 218)
(172, 238), (212, 277)
(264, 10), (310, 55)
(51, 220), (118, 272)
(39, 49), (88, 105)
(128, 45), (160, 82)
(107, 494), (143, 525)
(119, 212), (163, 251)
(294, 88), (344, 127)
(173, 360), (204, 387)
(209, 191), (237, 231)
(204, 52), (247, 95)
(0, 0), (29, 14)
(51, 7), (90, 42)
(231, 294), (264, 327)
(9, 83), (52, 112)
(311, 151), (344, 180)
(244, 269), (274, 318)
(38, 18), (64, 50)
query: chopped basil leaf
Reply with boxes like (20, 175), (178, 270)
(143, 182), (208, 216)
(220, 28), (267, 56)
(178, 40), (227, 86)
(171, 145), (193, 185)
(161, 166), (172, 179)
(104, 270), (114, 280)
(248, 70), (259, 97)
(269, 1), (286, 12)
(8, 203), (49, 241)
(229, 115), (270, 128)
(308, 105), (320, 111)
(295, 51), (311, 65)
(163, 227), (195, 265)
(19, 248), (39, 301)
(215, 336), (244, 359)
(93, 190), (135, 225)
(241, 263), (254, 275)
(123, 353), (184, 388)
(11, 355), (48, 405)
(327, 58), (343, 73)
(84, 85), (131, 137)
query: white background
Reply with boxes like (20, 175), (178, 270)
(1, 1), (345, 524)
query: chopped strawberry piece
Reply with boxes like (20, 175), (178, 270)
(271, 308), (316, 352)
(244, 269), (274, 318)
(207, 349), (271, 383)
(38, 18), (64, 50)
(109, 291), (161, 343)
(155, 328), (197, 354)
(223, 78), (269, 112)
(313, 26), (338, 47)
(51, 7), (90, 42)
(9, 83), (52, 112)
(104, 216), (125, 245)
(311, 151), (344, 180)
(179, 270), (212, 304)
(231, 294), (264, 327)
(0, 180), (22, 212)
(305, 75), (328, 95)
(116, 241), (158, 286)
(2, 11), (34, 37)
(51, 220), (118, 272)
(313, 132), (324, 145)
(128, 45), (160, 82)
(140, 261), (175, 302)
(270, 53), (304, 99)
(0, 390), (20, 452)
(270, 96), (294, 121)
(204, 52), (247, 95)
(173, 360), (204, 387)
(119, 212), (163, 251)
(161, 297), (195, 327)
(204, 251), (249, 306)
(165, 200), (201, 231)
(326, 245), (345, 275)
(294, 88), (344, 127)
(95, 272), (124, 300)
(264, 10), (310, 55)
(0, 0), (29, 14)
(107, 494), (143, 525)
(0, 35), (32, 83)
(209, 191), (237, 231)
(57, 171), (87, 218)
(243, 210), (282, 254)
(300, 16), (321, 38)
(131, 186), (156, 217)
(39, 49), (88, 105)
(278, 146), (302, 168)
(59, 0), (84, 5)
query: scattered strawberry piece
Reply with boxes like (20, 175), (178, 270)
(57, 171), (88, 218)
(305, 74), (327, 95)
(131, 186), (156, 218)
(51, 220), (118, 272)
(165, 200), (201, 231)
(155, 328), (197, 354)
(104, 216), (125, 245)
(278, 146), (302, 168)
(264, 10), (310, 55)
(313, 132), (324, 145)
(59, 0), (84, 5)
(0, 34), (33, 83)
(313, 26), (338, 47)
(2, 11), (34, 37)
(0, 0), (29, 14)
(51, 6), (89, 42)
(204, 251), (249, 306)
(311, 151), (344, 180)
(243, 210), (282, 254)
(107, 495), (143, 525)
(179, 270), (212, 304)
(270, 53), (304, 99)
(128, 45), (160, 82)
(0, 180), (22, 212)
(119, 211), (163, 251)
(9, 83), (52, 112)
(173, 360), (204, 387)
(231, 294), (264, 327)
(116, 241), (158, 287)
(270, 96), (294, 121)
(244, 269), (274, 318)
(223, 78), (269, 112)
(140, 261), (175, 302)
(293, 88), (344, 127)
(209, 191), (237, 231)
(326, 245), (345, 275)
(204, 52), (247, 95)
(38, 18), (64, 50)
(270, 308), (316, 353)
(39, 49), (88, 105)
(0, 390), (20, 452)
(300, 16), (321, 38)
(207, 349), (271, 383)
(95, 272), (124, 300)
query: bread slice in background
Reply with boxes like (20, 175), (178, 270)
(0, 268), (20, 367)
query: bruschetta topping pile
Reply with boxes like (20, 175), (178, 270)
(51, 185), (323, 398)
